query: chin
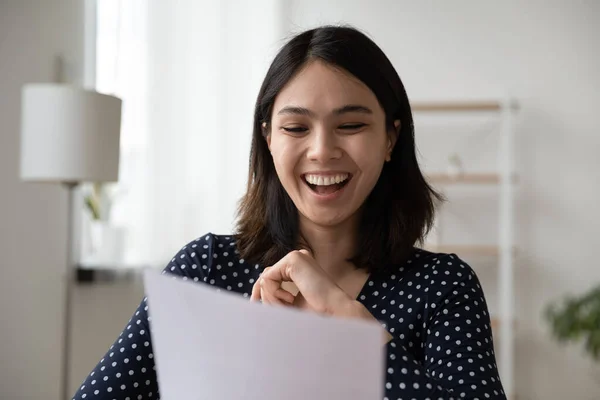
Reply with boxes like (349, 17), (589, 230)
(301, 209), (354, 228)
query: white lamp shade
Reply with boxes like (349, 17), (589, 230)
(20, 83), (122, 183)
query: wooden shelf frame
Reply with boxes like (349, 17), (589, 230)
(424, 244), (518, 258)
(426, 173), (519, 185)
(419, 97), (518, 397)
(411, 100), (519, 113)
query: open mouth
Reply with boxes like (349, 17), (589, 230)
(302, 173), (352, 196)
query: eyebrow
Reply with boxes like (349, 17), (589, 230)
(276, 104), (374, 117)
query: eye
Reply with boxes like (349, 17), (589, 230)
(339, 123), (367, 131)
(281, 126), (308, 134)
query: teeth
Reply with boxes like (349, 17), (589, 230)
(304, 173), (349, 186)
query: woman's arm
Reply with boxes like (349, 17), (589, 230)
(252, 248), (508, 399)
(354, 255), (507, 399)
(71, 234), (215, 400)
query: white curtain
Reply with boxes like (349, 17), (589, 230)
(96, 0), (287, 267)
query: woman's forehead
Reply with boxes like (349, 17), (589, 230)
(272, 60), (381, 117)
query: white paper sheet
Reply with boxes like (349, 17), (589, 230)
(143, 270), (384, 400)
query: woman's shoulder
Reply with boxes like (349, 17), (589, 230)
(174, 232), (240, 258)
(410, 247), (474, 271)
(372, 248), (487, 314)
(162, 233), (262, 295)
(162, 233), (246, 277)
(379, 247), (479, 287)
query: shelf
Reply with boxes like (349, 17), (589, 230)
(491, 317), (499, 330)
(427, 173), (500, 185)
(491, 317), (518, 331)
(411, 100), (519, 112)
(424, 245), (518, 257)
(415, 97), (517, 396)
(75, 265), (146, 284)
(426, 173), (518, 185)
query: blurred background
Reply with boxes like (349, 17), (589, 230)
(1, 0), (599, 399)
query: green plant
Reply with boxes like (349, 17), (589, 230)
(83, 183), (117, 221)
(83, 183), (101, 220)
(545, 285), (600, 361)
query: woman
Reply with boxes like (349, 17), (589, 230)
(73, 25), (506, 399)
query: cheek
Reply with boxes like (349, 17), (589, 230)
(352, 139), (387, 171)
(270, 141), (300, 180)
(359, 157), (386, 185)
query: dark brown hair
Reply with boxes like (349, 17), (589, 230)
(235, 25), (442, 274)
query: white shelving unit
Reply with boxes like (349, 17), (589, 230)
(413, 99), (518, 399)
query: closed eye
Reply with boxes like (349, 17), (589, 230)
(339, 123), (367, 130)
(281, 123), (367, 134)
(282, 126), (308, 134)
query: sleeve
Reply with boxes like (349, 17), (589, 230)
(71, 234), (215, 400)
(382, 254), (507, 400)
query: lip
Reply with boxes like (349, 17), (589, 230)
(301, 171), (352, 177)
(300, 172), (353, 202)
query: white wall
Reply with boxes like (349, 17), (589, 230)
(141, 0), (287, 264)
(0, 1), (83, 398)
(2, 1), (599, 399)
(0, 4), (145, 398)
(286, 1), (600, 399)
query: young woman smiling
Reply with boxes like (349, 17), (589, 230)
(73, 25), (506, 400)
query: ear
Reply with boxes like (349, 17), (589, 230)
(386, 119), (400, 161)
(262, 122), (271, 150)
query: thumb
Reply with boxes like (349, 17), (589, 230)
(298, 248), (313, 257)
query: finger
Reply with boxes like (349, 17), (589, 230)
(260, 259), (293, 283)
(260, 272), (282, 296)
(260, 286), (287, 306)
(293, 292), (309, 309)
(261, 277), (295, 305)
(273, 288), (295, 304)
(261, 252), (345, 314)
(261, 251), (321, 290)
(281, 281), (299, 296)
(255, 266), (273, 303)
(297, 248), (312, 257)
(258, 276), (294, 305)
(250, 280), (261, 302)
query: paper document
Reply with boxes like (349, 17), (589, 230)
(143, 270), (384, 399)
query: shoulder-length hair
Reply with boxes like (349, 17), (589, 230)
(235, 25), (442, 274)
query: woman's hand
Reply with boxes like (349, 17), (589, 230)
(250, 249), (394, 344)
(250, 249), (356, 317)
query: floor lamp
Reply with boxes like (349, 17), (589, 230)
(19, 83), (122, 399)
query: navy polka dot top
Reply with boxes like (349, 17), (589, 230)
(73, 233), (506, 399)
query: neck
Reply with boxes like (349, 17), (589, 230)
(297, 215), (359, 280)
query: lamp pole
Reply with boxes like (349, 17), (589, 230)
(62, 182), (78, 400)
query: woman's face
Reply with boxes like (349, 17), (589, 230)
(267, 60), (397, 229)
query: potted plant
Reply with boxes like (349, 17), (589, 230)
(81, 183), (125, 265)
(545, 285), (600, 361)
(84, 183), (113, 222)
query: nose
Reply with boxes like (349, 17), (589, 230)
(306, 127), (342, 162)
